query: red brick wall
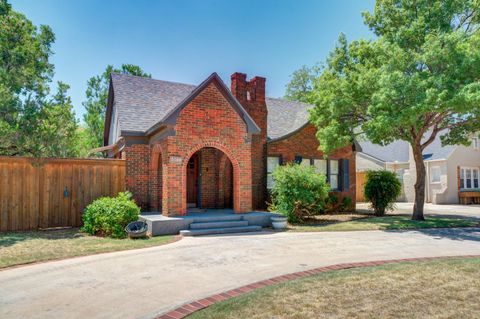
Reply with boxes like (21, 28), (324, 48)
(160, 80), (253, 215)
(267, 124), (356, 204)
(231, 73), (268, 209)
(124, 144), (151, 209)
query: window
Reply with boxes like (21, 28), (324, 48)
(300, 158), (311, 167)
(396, 169), (404, 184)
(472, 137), (479, 149)
(329, 160), (339, 190)
(313, 159), (327, 175)
(460, 167), (480, 190)
(267, 157), (281, 189)
(430, 166), (441, 183)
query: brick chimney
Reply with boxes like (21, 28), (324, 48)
(231, 72), (268, 209)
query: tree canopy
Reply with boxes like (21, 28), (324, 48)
(0, 0), (80, 157)
(288, 0), (480, 220)
(83, 64), (151, 149)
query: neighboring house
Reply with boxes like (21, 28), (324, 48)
(356, 135), (480, 204)
(103, 72), (357, 216)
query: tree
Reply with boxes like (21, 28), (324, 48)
(284, 64), (321, 103)
(83, 64), (151, 149)
(292, 0), (480, 220)
(0, 0), (80, 157)
(0, 0), (54, 155)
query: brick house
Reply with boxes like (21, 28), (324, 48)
(103, 72), (357, 216)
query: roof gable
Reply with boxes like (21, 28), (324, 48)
(147, 72), (260, 135)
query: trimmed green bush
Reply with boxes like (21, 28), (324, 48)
(364, 170), (402, 216)
(270, 164), (330, 223)
(81, 192), (140, 238)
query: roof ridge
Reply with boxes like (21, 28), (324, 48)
(111, 72), (197, 87)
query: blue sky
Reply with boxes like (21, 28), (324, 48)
(10, 0), (375, 122)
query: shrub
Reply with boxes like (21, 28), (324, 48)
(270, 164), (330, 223)
(364, 170), (402, 216)
(81, 192), (140, 238)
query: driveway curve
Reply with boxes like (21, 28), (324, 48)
(1, 228), (480, 319)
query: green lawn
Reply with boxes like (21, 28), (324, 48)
(0, 228), (174, 269)
(189, 257), (480, 319)
(288, 215), (478, 232)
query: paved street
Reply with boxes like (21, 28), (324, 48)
(1, 227), (480, 319)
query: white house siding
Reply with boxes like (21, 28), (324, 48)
(385, 162), (410, 202)
(443, 145), (480, 204)
(426, 160), (449, 204)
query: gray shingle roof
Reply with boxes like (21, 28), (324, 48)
(110, 73), (312, 139)
(422, 133), (457, 161)
(358, 140), (410, 163)
(265, 97), (313, 140)
(358, 132), (457, 163)
(111, 73), (196, 133)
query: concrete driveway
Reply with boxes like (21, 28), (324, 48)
(357, 202), (480, 220)
(1, 228), (480, 319)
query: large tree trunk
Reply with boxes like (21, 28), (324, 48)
(412, 145), (426, 221)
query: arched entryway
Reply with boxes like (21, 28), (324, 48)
(185, 147), (234, 211)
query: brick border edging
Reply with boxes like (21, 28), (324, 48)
(157, 254), (480, 319)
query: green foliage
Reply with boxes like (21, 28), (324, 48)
(288, 0), (480, 219)
(284, 64), (322, 103)
(364, 170), (402, 216)
(83, 64), (151, 149)
(270, 164), (330, 223)
(81, 192), (140, 238)
(0, 1), (81, 157)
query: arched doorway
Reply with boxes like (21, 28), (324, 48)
(186, 147), (234, 211)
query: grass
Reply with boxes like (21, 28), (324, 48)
(189, 257), (480, 319)
(288, 214), (478, 232)
(0, 228), (174, 269)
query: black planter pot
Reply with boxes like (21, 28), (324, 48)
(125, 221), (148, 238)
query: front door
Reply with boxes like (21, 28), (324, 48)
(187, 154), (199, 207)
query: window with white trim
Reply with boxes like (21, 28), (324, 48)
(267, 157), (281, 189)
(329, 159), (339, 190)
(313, 159), (327, 175)
(430, 166), (441, 183)
(460, 167), (480, 189)
(472, 137), (479, 149)
(300, 158), (311, 167)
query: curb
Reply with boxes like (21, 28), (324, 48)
(157, 254), (480, 319)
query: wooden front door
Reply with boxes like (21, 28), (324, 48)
(187, 154), (199, 207)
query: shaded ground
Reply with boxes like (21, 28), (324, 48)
(288, 215), (478, 232)
(189, 257), (480, 319)
(357, 202), (480, 221)
(1, 228), (480, 319)
(0, 228), (174, 268)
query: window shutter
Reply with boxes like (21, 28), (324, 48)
(342, 159), (350, 191)
(294, 156), (302, 164)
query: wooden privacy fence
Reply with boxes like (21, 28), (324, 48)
(356, 172), (367, 202)
(0, 157), (125, 231)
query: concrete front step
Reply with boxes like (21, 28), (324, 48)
(190, 220), (249, 229)
(180, 225), (262, 236)
(189, 214), (243, 223)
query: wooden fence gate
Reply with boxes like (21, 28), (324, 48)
(0, 157), (125, 231)
(356, 172), (367, 202)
